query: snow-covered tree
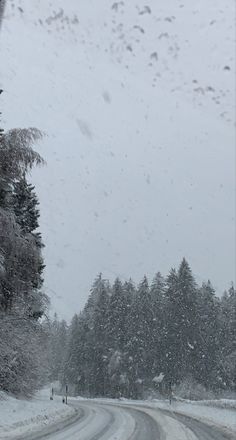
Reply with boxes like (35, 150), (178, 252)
(195, 281), (220, 387)
(60, 262), (234, 398)
(0, 113), (48, 394)
(0, 128), (44, 208)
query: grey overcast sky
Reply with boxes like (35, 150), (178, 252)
(0, 0), (235, 319)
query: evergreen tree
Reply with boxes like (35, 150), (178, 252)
(49, 315), (68, 382)
(84, 273), (109, 325)
(125, 276), (153, 394)
(0, 127), (44, 209)
(216, 285), (236, 390)
(227, 284), (236, 355)
(61, 262), (234, 398)
(92, 280), (110, 395)
(13, 177), (43, 246)
(177, 258), (199, 377)
(107, 278), (126, 351)
(63, 314), (81, 391)
(164, 260), (199, 384)
(107, 278), (133, 397)
(150, 272), (166, 380)
(163, 267), (179, 382)
(122, 278), (136, 347)
(71, 275), (111, 396)
(0, 114), (49, 394)
(195, 281), (220, 387)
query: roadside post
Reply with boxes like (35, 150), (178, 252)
(169, 381), (172, 405)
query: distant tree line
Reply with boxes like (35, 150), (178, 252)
(50, 261), (235, 399)
(0, 104), (50, 395)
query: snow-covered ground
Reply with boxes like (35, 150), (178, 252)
(151, 398), (236, 432)
(0, 392), (235, 439)
(0, 390), (76, 439)
(90, 396), (236, 433)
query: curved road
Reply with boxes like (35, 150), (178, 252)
(23, 400), (235, 440)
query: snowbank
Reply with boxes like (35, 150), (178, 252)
(151, 399), (236, 432)
(0, 390), (76, 439)
(190, 398), (236, 410)
(169, 396), (236, 410)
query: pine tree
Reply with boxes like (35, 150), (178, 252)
(164, 260), (199, 384)
(227, 284), (236, 354)
(217, 285), (236, 390)
(106, 278), (134, 397)
(150, 272), (166, 380)
(107, 278), (126, 350)
(49, 315), (68, 382)
(123, 278), (136, 345)
(163, 267), (179, 382)
(13, 177), (41, 238)
(177, 258), (199, 376)
(12, 177), (45, 298)
(195, 281), (220, 387)
(84, 273), (108, 325)
(0, 127), (44, 209)
(77, 274), (111, 396)
(58, 264), (234, 398)
(63, 314), (81, 391)
(125, 276), (153, 395)
(92, 280), (110, 396)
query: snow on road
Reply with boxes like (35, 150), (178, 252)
(89, 397), (236, 438)
(0, 391), (76, 439)
(42, 402), (137, 440)
(91, 396), (236, 432)
(1, 393), (235, 439)
(31, 399), (236, 439)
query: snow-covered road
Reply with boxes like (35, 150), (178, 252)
(21, 400), (235, 440)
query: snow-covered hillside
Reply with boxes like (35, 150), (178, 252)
(0, 390), (76, 439)
(0, 0), (235, 317)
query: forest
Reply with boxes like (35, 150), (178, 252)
(51, 266), (236, 400)
(0, 95), (235, 400)
(0, 106), (235, 399)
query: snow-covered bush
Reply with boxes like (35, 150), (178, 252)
(0, 314), (50, 396)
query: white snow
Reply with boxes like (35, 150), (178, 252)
(194, 399), (236, 410)
(138, 406), (198, 440)
(0, 389), (76, 439)
(2, 392), (234, 440)
(151, 399), (236, 433)
(89, 396), (236, 433)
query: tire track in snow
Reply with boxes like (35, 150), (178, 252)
(163, 411), (235, 440)
(97, 401), (234, 440)
(13, 400), (235, 440)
